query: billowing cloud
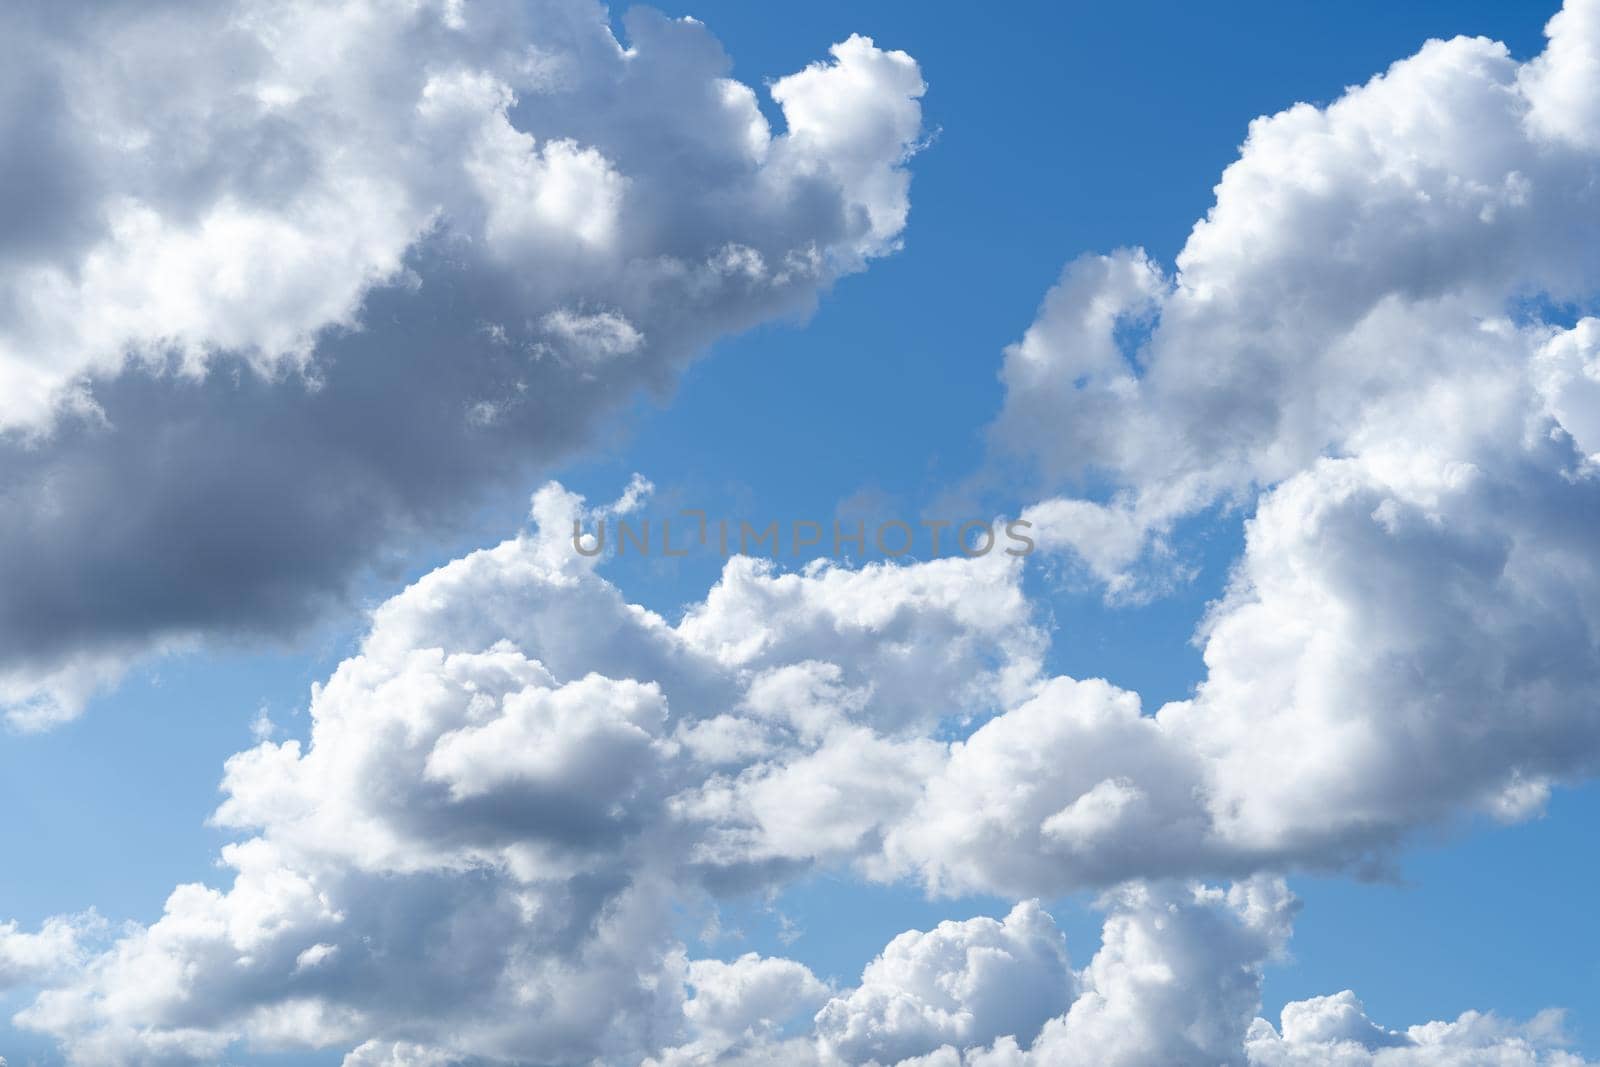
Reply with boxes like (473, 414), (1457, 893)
(915, 0), (1600, 887)
(0, 0), (925, 727)
(1247, 994), (1590, 1066)
(998, 10), (1600, 526)
(655, 952), (832, 1065)
(5, 483), (1591, 1066)
(879, 430), (1600, 894)
(10, 0), (1600, 1063)
(6, 481), (1038, 1063)
(958, 878), (1296, 1067)
(812, 901), (1073, 1064)
(653, 877), (1587, 1067)
(0, 470), (1577, 1066)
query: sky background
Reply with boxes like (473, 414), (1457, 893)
(2, 2), (1596, 1064)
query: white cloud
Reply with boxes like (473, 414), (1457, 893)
(342, 1041), (461, 1067)
(1007, 879), (1295, 1067)
(1248, 993), (1589, 1066)
(0, 912), (104, 991)
(1001, 2), (1600, 551)
(0, 4), (919, 436)
(10, 1), (1600, 1062)
(0, 0), (926, 727)
(881, 676), (1210, 895)
(5, 485), (1594, 1065)
(538, 308), (644, 366)
(1522, 0), (1600, 149)
(9, 481), (1037, 1063)
(653, 877), (1593, 1067)
(879, 422), (1600, 893)
(907, 0), (1600, 887)
(813, 901), (1072, 1064)
(683, 953), (830, 1049)
(768, 34), (926, 252)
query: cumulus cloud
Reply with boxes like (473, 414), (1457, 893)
(0, 0), (925, 727)
(12, 1), (1600, 1063)
(903, 0), (1600, 887)
(4, 484), (1592, 1066)
(878, 431), (1600, 894)
(881, 676), (1213, 895)
(1247, 994), (1590, 1066)
(656, 951), (831, 1065)
(6, 481), (1037, 1063)
(813, 901), (1072, 1064)
(655, 877), (1590, 1067)
(650, 879), (1287, 1067)
(998, 17), (1600, 522)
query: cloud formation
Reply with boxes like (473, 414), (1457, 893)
(0, 0), (925, 727)
(8, 481), (1039, 1062)
(957, 0), (1600, 884)
(3, 484), (1591, 1066)
(812, 901), (1073, 1064)
(9, 1), (1600, 1063)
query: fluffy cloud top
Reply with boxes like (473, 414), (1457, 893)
(813, 901), (1073, 1064)
(999, 19), (1600, 521)
(936, 0), (1600, 887)
(1247, 995), (1590, 1067)
(0, 0), (925, 727)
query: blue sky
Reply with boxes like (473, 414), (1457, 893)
(2, 1), (1599, 1065)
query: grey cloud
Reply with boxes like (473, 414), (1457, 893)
(0, 0), (925, 726)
